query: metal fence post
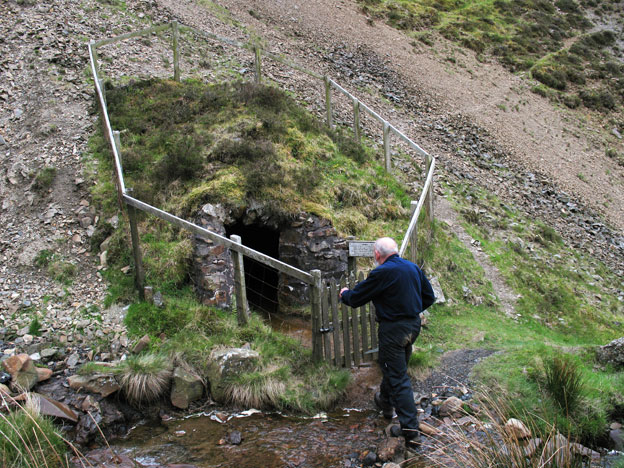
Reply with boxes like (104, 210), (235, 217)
(353, 99), (360, 142)
(383, 121), (391, 172)
(324, 76), (332, 128)
(172, 21), (180, 82)
(311, 269), (323, 361)
(127, 203), (145, 300)
(254, 46), (262, 84)
(230, 234), (250, 326)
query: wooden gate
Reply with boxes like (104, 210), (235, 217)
(312, 272), (378, 367)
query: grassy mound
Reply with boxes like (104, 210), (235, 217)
(91, 78), (410, 238)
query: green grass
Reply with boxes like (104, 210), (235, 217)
(415, 181), (623, 445)
(122, 292), (350, 412)
(0, 402), (67, 468)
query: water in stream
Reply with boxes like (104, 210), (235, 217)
(110, 408), (423, 467)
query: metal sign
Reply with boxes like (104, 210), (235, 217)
(348, 241), (375, 258)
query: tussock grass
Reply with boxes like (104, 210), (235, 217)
(423, 393), (590, 468)
(0, 395), (67, 468)
(116, 354), (173, 406)
(544, 355), (585, 414)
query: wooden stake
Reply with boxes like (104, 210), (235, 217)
(324, 76), (332, 128)
(127, 204), (145, 300)
(383, 121), (391, 172)
(172, 21), (180, 82)
(353, 98), (360, 142)
(254, 46), (262, 84)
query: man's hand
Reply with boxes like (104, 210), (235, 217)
(339, 287), (349, 299)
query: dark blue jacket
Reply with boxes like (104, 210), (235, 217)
(341, 254), (435, 322)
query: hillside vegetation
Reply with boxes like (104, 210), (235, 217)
(359, 0), (624, 126)
(87, 78), (416, 412)
(87, 73), (623, 444)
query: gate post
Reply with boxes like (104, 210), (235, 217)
(311, 269), (323, 361)
(230, 235), (249, 326)
(383, 121), (391, 172)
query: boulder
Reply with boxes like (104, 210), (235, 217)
(29, 393), (78, 422)
(36, 367), (53, 383)
(132, 334), (150, 354)
(3, 353), (30, 375)
(206, 348), (260, 403)
(4, 354), (39, 391)
(439, 396), (463, 418)
(610, 428), (623, 451)
(68, 373), (120, 397)
(170, 367), (204, 409)
(378, 436), (403, 462)
(504, 418), (531, 440)
(596, 337), (624, 368)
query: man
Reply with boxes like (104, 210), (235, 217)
(339, 237), (435, 448)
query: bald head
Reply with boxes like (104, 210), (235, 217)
(374, 237), (398, 264)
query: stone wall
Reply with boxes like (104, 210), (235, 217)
(279, 214), (348, 308)
(193, 203), (348, 312)
(193, 204), (235, 308)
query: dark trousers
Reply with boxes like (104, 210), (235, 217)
(378, 318), (421, 437)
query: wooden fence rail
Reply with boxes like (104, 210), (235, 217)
(88, 21), (435, 364)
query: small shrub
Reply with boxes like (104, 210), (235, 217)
(544, 355), (585, 413)
(117, 353), (173, 406)
(562, 93), (581, 109)
(33, 166), (57, 192)
(153, 134), (203, 184)
(532, 65), (567, 90)
(28, 317), (42, 336)
(580, 88), (616, 111)
(34, 249), (54, 268)
(47, 259), (76, 284)
(605, 148), (624, 167)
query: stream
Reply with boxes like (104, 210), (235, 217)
(108, 408), (425, 467)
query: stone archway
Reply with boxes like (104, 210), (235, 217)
(192, 203), (348, 313)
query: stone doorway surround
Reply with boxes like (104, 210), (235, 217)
(193, 202), (349, 313)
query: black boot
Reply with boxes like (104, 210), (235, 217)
(374, 391), (395, 419)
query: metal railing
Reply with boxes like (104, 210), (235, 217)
(88, 21), (435, 362)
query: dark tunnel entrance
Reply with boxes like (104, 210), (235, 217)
(225, 221), (280, 313)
